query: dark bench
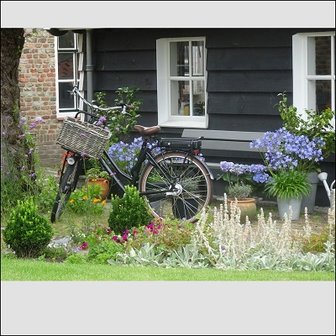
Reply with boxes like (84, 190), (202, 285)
(181, 129), (265, 176)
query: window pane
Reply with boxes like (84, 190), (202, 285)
(170, 80), (190, 115)
(58, 32), (75, 49)
(192, 80), (205, 116)
(59, 82), (75, 109)
(192, 41), (204, 76)
(170, 42), (189, 76)
(307, 36), (331, 75)
(308, 80), (331, 112)
(316, 80), (331, 111)
(58, 53), (74, 79)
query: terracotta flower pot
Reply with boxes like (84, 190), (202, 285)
(228, 197), (257, 220)
(87, 178), (110, 200)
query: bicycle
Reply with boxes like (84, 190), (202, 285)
(51, 86), (214, 223)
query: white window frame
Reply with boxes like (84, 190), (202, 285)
(156, 37), (208, 128)
(55, 33), (83, 118)
(292, 31), (335, 129)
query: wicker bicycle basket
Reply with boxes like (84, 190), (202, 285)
(56, 117), (111, 159)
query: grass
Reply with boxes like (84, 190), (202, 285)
(1, 256), (334, 281)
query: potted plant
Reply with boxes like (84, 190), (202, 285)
(218, 161), (269, 220)
(250, 127), (325, 219)
(264, 169), (310, 220)
(85, 167), (110, 200)
(277, 92), (335, 212)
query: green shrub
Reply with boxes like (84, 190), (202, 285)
(87, 239), (124, 264)
(3, 198), (53, 258)
(108, 185), (153, 235)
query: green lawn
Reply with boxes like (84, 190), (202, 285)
(1, 257), (334, 281)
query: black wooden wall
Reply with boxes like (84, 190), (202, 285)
(91, 28), (334, 206)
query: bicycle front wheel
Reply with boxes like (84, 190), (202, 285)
(139, 151), (213, 222)
(51, 159), (81, 223)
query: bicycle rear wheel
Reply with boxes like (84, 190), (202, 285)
(51, 159), (81, 223)
(139, 151), (212, 222)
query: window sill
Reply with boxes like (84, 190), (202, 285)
(158, 119), (207, 129)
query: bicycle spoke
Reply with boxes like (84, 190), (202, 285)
(139, 152), (212, 222)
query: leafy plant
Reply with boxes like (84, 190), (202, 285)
(302, 226), (333, 253)
(85, 167), (110, 180)
(227, 183), (253, 199)
(277, 92), (335, 163)
(67, 184), (106, 215)
(41, 246), (69, 262)
(87, 239), (124, 264)
(265, 169), (311, 199)
(3, 198), (53, 258)
(95, 86), (142, 144)
(108, 185), (154, 235)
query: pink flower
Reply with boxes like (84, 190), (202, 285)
(80, 242), (88, 250)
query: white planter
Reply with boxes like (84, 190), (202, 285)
(301, 172), (319, 214)
(277, 197), (302, 221)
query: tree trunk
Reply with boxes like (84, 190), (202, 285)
(1, 28), (33, 201)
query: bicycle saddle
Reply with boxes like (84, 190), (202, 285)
(134, 124), (161, 136)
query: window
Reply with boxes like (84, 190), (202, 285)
(156, 37), (207, 128)
(293, 32), (335, 128)
(55, 32), (84, 117)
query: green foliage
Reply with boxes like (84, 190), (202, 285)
(85, 167), (110, 180)
(127, 218), (194, 253)
(34, 174), (58, 212)
(302, 228), (332, 253)
(67, 184), (106, 215)
(95, 86), (142, 144)
(87, 239), (124, 264)
(277, 92), (335, 160)
(65, 253), (88, 264)
(227, 183), (253, 199)
(3, 198), (53, 258)
(40, 246), (68, 262)
(265, 169), (311, 199)
(108, 185), (153, 235)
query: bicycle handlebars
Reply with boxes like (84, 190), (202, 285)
(70, 86), (133, 115)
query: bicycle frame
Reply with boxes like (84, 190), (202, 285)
(97, 137), (189, 198)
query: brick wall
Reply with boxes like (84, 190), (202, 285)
(19, 29), (64, 169)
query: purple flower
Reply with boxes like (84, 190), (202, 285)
(96, 116), (107, 126)
(250, 127), (325, 172)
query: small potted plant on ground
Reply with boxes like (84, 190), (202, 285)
(85, 167), (110, 200)
(264, 169), (310, 220)
(219, 161), (269, 220)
